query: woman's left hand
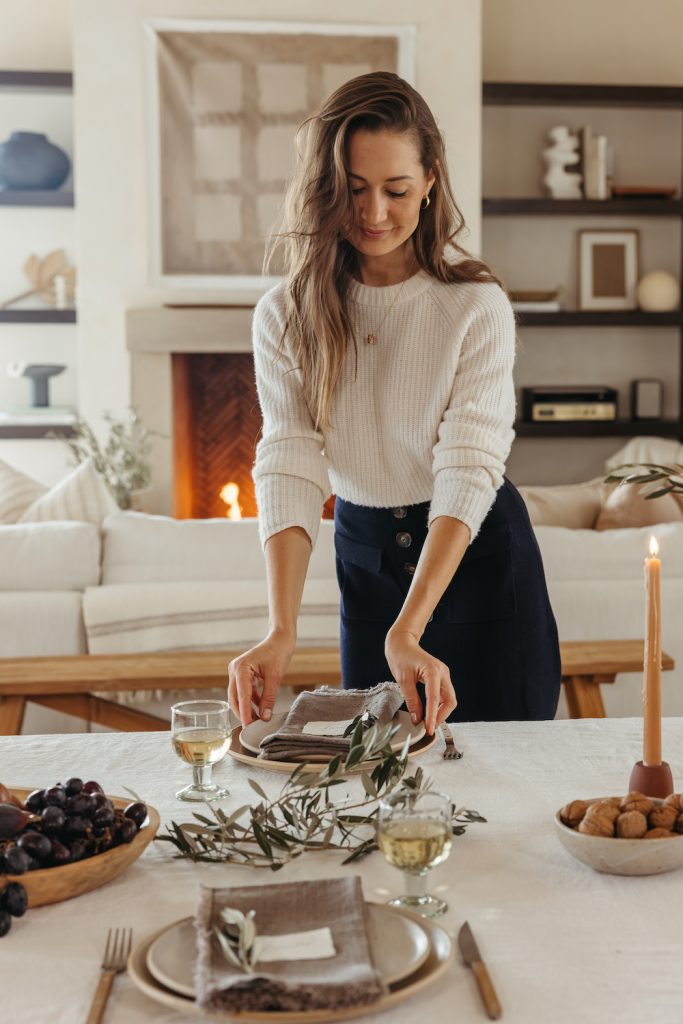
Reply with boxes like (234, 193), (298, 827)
(384, 627), (457, 735)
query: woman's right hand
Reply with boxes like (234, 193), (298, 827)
(227, 630), (295, 725)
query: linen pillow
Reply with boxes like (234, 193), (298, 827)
(517, 478), (606, 529)
(0, 457), (47, 523)
(605, 436), (683, 471)
(595, 482), (683, 531)
(19, 458), (118, 525)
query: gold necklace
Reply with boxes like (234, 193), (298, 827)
(365, 273), (411, 345)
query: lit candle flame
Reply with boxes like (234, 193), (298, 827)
(219, 482), (242, 520)
(649, 536), (659, 557)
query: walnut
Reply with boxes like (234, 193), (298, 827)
(663, 793), (683, 813)
(616, 811), (648, 839)
(578, 813), (614, 837)
(621, 791), (655, 816)
(560, 799), (589, 828)
(643, 827), (677, 840)
(585, 801), (620, 823)
(648, 804), (678, 831)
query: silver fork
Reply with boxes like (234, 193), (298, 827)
(86, 928), (133, 1024)
(440, 722), (463, 760)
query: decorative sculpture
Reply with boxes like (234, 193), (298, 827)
(542, 126), (583, 200)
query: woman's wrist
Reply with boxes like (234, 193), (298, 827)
(386, 623), (423, 645)
(268, 624), (297, 647)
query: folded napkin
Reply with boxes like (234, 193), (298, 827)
(258, 680), (404, 761)
(194, 876), (386, 1013)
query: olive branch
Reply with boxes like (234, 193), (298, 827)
(157, 715), (485, 870)
(605, 463), (683, 500)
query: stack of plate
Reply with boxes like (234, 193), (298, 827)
(227, 711), (436, 773)
(128, 903), (454, 1021)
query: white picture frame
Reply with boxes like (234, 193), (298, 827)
(578, 229), (640, 311)
(143, 19), (416, 292)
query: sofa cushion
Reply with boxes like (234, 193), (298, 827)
(0, 457), (47, 523)
(535, 521), (683, 582)
(0, 521), (101, 591)
(518, 478), (605, 529)
(595, 484), (683, 531)
(20, 458), (118, 525)
(101, 513), (336, 584)
(84, 578), (340, 654)
(0, 591), (86, 655)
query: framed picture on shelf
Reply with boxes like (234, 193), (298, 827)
(578, 229), (639, 311)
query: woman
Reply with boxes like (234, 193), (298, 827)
(228, 72), (560, 734)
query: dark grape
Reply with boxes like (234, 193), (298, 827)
(95, 827), (115, 853)
(24, 789), (46, 813)
(40, 806), (66, 835)
(92, 793), (112, 811)
(64, 816), (91, 840)
(124, 802), (148, 829)
(0, 805), (31, 839)
(3, 847), (30, 875)
(68, 839), (88, 862)
(67, 793), (97, 819)
(50, 840), (71, 866)
(25, 855), (40, 871)
(64, 777), (83, 797)
(119, 818), (138, 844)
(16, 831), (52, 860)
(0, 910), (11, 937)
(82, 781), (104, 796)
(44, 786), (67, 808)
(2, 882), (27, 918)
(94, 807), (115, 830)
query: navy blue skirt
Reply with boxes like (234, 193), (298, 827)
(333, 480), (561, 722)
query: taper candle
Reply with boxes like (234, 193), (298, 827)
(643, 536), (662, 766)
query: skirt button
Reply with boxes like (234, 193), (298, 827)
(403, 562), (416, 575)
(396, 531), (412, 548)
(392, 507), (407, 519)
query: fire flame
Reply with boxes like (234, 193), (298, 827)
(220, 482), (242, 520)
(649, 536), (659, 557)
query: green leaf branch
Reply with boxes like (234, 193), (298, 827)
(605, 463), (683, 500)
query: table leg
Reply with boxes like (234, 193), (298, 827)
(0, 696), (26, 735)
(563, 675), (607, 719)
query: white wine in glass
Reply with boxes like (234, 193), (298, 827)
(171, 700), (230, 802)
(377, 790), (452, 917)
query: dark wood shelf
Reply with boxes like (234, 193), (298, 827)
(0, 423), (75, 439)
(483, 82), (683, 109)
(516, 310), (682, 327)
(515, 419), (682, 438)
(0, 309), (76, 324)
(0, 71), (72, 91)
(484, 197), (683, 217)
(0, 190), (74, 208)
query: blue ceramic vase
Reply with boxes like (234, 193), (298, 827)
(0, 131), (71, 190)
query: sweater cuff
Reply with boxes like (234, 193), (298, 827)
(428, 468), (499, 540)
(255, 474), (325, 549)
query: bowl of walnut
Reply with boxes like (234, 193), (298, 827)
(555, 792), (683, 875)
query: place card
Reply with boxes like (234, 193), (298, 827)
(301, 719), (354, 736)
(253, 927), (336, 963)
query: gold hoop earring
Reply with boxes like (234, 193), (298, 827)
(421, 194), (431, 210)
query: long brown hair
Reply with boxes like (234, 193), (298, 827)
(266, 71), (503, 430)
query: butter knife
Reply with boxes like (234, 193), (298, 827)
(458, 922), (502, 1019)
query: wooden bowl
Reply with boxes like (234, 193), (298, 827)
(5, 789), (160, 908)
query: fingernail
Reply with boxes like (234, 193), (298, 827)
(261, 708), (272, 721)
(411, 712), (419, 724)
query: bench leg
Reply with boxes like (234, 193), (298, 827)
(31, 695), (169, 732)
(0, 696), (26, 735)
(563, 675), (607, 719)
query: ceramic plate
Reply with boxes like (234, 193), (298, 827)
(130, 906), (453, 1023)
(146, 903), (430, 999)
(239, 710), (425, 759)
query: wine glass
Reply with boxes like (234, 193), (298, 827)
(377, 789), (453, 917)
(171, 699), (230, 802)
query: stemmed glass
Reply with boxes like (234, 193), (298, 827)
(171, 699), (230, 802)
(377, 789), (453, 917)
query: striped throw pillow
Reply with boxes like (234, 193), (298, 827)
(0, 458), (47, 523)
(20, 458), (118, 525)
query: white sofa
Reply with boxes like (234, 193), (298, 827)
(2, 437), (683, 731)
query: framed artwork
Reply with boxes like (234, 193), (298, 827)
(144, 19), (416, 290)
(578, 229), (640, 311)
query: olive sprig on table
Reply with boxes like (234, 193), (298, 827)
(158, 714), (485, 870)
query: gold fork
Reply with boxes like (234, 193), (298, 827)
(440, 722), (463, 760)
(86, 927), (132, 1024)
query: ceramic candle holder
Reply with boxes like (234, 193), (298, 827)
(629, 759), (674, 799)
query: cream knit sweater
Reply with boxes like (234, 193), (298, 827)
(252, 269), (517, 548)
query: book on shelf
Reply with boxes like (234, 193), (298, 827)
(511, 300), (562, 312)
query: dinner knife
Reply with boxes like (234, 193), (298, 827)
(458, 922), (502, 1019)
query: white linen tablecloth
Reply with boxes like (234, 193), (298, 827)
(1, 718), (682, 1024)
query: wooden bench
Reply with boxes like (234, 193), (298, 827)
(0, 640), (674, 734)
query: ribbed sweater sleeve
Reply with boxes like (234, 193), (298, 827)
(428, 286), (517, 538)
(252, 291), (331, 547)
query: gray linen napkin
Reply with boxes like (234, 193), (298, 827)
(194, 876), (387, 1013)
(258, 680), (404, 761)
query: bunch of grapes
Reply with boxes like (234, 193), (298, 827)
(0, 778), (148, 938)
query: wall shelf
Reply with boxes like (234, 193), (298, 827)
(0, 190), (74, 207)
(515, 419), (682, 439)
(516, 310), (682, 327)
(483, 82), (683, 109)
(0, 309), (76, 324)
(0, 424), (75, 439)
(484, 197), (683, 217)
(0, 71), (72, 91)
